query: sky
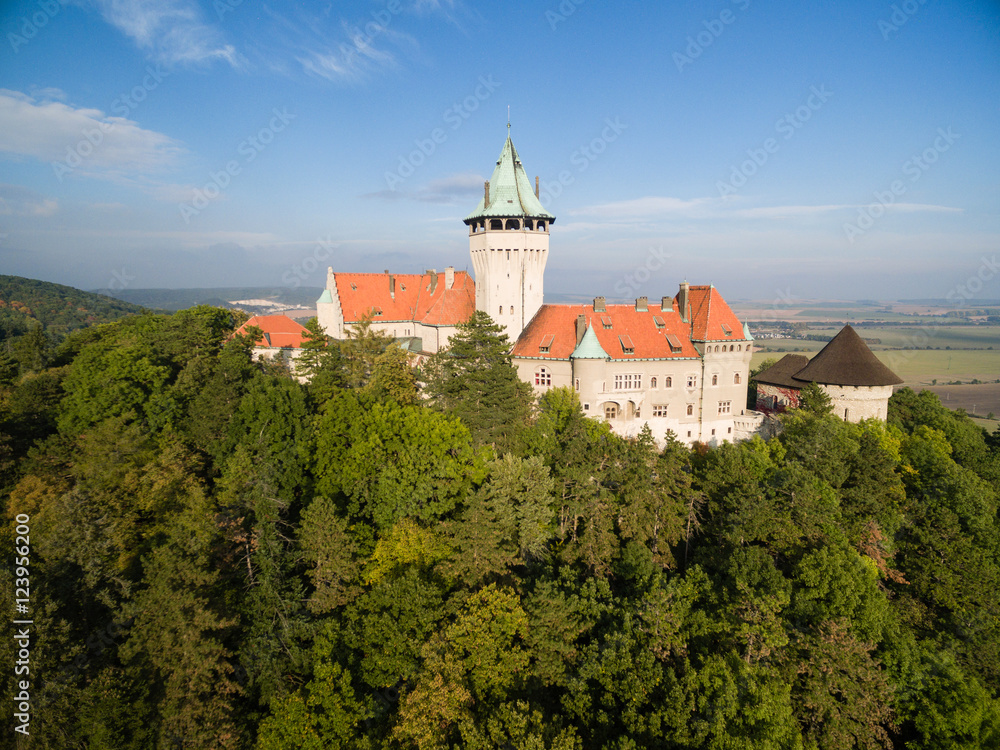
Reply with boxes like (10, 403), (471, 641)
(0, 0), (998, 304)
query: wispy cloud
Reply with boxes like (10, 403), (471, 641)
(365, 172), (483, 204)
(567, 194), (963, 227)
(88, 0), (242, 67)
(0, 185), (58, 217)
(0, 89), (183, 172)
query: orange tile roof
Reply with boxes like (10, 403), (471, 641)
(687, 285), (746, 342)
(512, 288), (749, 361)
(333, 271), (475, 327)
(234, 315), (310, 349)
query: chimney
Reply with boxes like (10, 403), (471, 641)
(445, 266), (454, 290)
(636, 296), (648, 312)
(427, 269), (438, 294)
(594, 296), (606, 312)
(535, 176), (539, 198)
(484, 180), (490, 206)
(661, 296), (671, 311)
(678, 281), (689, 323)
(576, 314), (587, 345)
(389, 274), (395, 299)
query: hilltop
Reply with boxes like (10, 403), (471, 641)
(0, 275), (149, 342)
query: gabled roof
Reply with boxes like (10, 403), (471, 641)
(513, 302), (705, 361)
(686, 285), (746, 342)
(793, 325), (903, 386)
(332, 270), (475, 328)
(570, 325), (609, 359)
(464, 130), (555, 223)
(755, 354), (811, 388)
(234, 315), (309, 349)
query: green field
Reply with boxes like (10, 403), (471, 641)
(804, 325), (1000, 350)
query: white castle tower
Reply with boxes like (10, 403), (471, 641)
(463, 125), (555, 342)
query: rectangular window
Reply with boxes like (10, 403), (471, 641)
(652, 405), (668, 417)
(614, 374), (641, 390)
(718, 400), (732, 414)
(686, 375), (697, 388)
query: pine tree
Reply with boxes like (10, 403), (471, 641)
(423, 310), (533, 454)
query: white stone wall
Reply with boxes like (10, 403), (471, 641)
(469, 223), (548, 342)
(821, 384), (894, 422)
(515, 341), (753, 448)
(317, 267), (344, 339)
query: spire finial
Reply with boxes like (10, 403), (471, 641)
(507, 105), (510, 130)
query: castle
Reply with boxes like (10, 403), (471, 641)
(317, 127), (760, 446)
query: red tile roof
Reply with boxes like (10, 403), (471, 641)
(234, 315), (309, 349)
(687, 285), (746, 342)
(333, 271), (475, 327)
(512, 287), (748, 361)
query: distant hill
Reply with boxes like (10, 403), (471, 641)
(100, 286), (324, 312)
(0, 275), (149, 342)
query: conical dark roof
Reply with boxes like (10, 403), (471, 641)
(792, 325), (903, 386)
(754, 354), (810, 388)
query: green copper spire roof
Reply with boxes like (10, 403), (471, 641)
(742, 321), (754, 340)
(464, 128), (555, 224)
(571, 324), (609, 359)
(316, 289), (333, 304)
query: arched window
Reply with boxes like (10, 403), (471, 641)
(535, 368), (551, 386)
(651, 377), (657, 388)
(665, 376), (672, 387)
(738, 345), (742, 351)
(537, 221), (546, 231)
(734, 373), (741, 384)
(712, 374), (718, 386)
(605, 404), (618, 419)
(490, 219), (503, 230)
(509, 306), (514, 315)
(499, 306), (502, 316)
(505, 219), (521, 230)
(686, 404), (694, 416)
(730, 345), (735, 352)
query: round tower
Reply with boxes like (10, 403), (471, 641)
(464, 125), (555, 342)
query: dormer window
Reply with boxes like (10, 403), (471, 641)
(539, 334), (554, 353)
(618, 335), (634, 354)
(665, 334), (682, 353)
(721, 323), (733, 336)
(601, 315), (613, 329)
(653, 316), (665, 329)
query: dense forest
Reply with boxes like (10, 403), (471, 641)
(0, 276), (149, 345)
(2, 305), (999, 749)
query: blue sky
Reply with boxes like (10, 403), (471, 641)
(1, 0), (998, 303)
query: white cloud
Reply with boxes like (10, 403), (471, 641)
(0, 89), (184, 172)
(88, 0), (242, 67)
(0, 185), (58, 216)
(569, 194), (964, 225)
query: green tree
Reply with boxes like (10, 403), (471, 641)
(797, 381), (834, 416)
(424, 310), (534, 454)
